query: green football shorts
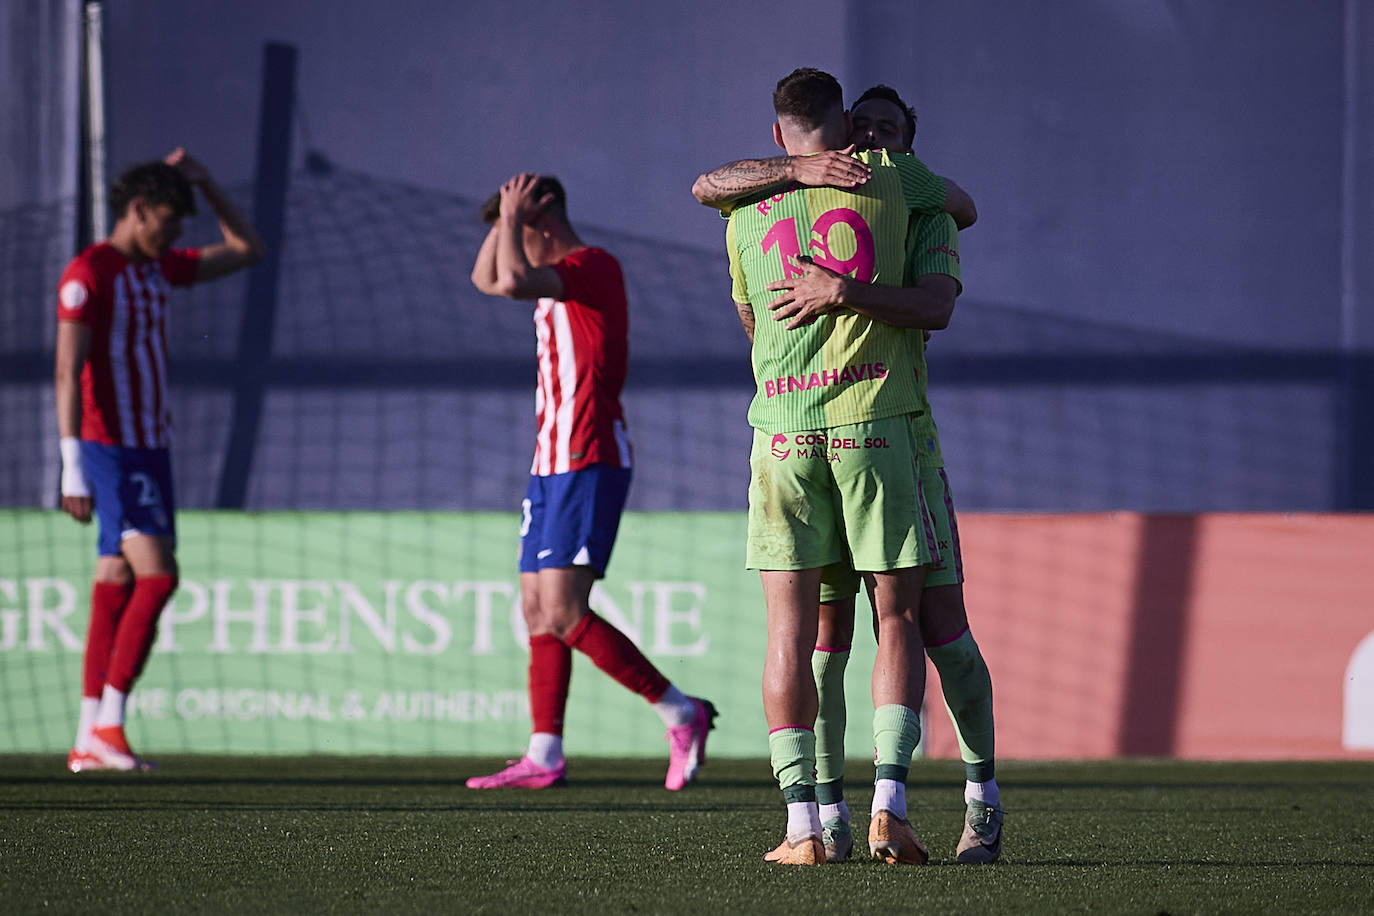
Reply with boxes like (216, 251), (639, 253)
(746, 414), (936, 572)
(817, 460), (964, 602)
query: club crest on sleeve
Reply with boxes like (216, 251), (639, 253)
(60, 281), (88, 310)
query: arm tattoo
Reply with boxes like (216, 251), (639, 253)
(735, 301), (756, 344)
(699, 158), (793, 202)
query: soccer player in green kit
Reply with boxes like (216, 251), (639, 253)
(715, 67), (955, 866)
(695, 84), (1002, 865)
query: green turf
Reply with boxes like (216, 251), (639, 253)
(1, 756), (1370, 914)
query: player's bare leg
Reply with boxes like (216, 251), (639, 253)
(760, 569), (825, 865)
(866, 567), (930, 865)
(761, 569), (822, 732)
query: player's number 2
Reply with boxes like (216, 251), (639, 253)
(130, 472), (161, 508)
(761, 209), (875, 282)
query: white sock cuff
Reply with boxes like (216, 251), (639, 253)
(74, 697), (101, 751)
(651, 684), (695, 727)
(871, 778), (907, 820)
(95, 685), (127, 728)
(526, 732), (564, 768)
(818, 800), (850, 824)
(786, 800), (822, 841)
(965, 778), (1000, 807)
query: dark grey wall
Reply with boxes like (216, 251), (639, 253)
(98, 1), (843, 257)
(3, 0), (1371, 510)
(97, 0), (1371, 351)
(848, 0), (1360, 350)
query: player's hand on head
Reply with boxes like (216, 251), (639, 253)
(790, 146), (870, 189)
(165, 148), (210, 185)
(499, 173), (541, 223)
(765, 257), (847, 330)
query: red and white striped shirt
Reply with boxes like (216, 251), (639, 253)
(56, 242), (201, 448)
(531, 246), (632, 476)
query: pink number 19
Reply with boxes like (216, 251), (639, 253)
(761, 218), (807, 279)
(761, 208), (875, 283)
(810, 208), (874, 283)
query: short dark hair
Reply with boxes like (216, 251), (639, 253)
(109, 161), (196, 219)
(772, 67), (844, 130)
(853, 84), (918, 149)
(479, 175), (568, 225)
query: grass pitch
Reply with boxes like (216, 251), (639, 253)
(1, 756), (1370, 914)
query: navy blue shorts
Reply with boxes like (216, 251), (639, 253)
(80, 442), (177, 556)
(518, 465), (632, 578)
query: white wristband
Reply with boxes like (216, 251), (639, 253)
(59, 437), (90, 498)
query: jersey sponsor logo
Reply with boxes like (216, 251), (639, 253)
(774, 433), (891, 463)
(762, 362), (888, 399)
(790, 443), (841, 462)
(60, 280), (88, 310)
(788, 434), (889, 449)
(925, 244), (960, 263)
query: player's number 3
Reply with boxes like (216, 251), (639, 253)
(761, 209), (875, 282)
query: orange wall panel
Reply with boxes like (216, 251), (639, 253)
(1175, 514), (1374, 759)
(920, 513), (1374, 761)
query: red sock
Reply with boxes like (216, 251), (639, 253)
(83, 581), (134, 697)
(528, 634), (572, 735)
(564, 613), (669, 703)
(106, 575), (177, 693)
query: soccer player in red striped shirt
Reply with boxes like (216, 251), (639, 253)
(467, 173), (716, 790)
(56, 149), (265, 772)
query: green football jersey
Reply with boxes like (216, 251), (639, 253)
(726, 150), (947, 434)
(902, 212), (962, 468)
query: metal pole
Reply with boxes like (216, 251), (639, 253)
(1342, 0), (1358, 353)
(83, 0), (106, 241)
(214, 42), (297, 509)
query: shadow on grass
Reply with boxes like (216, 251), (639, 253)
(986, 860), (1374, 869)
(0, 799), (776, 815)
(0, 773), (780, 791)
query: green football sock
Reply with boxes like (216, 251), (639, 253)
(769, 727), (817, 803)
(926, 630), (995, 783)
(812, 647), (849, 794)
(872, 704), (921, 782)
